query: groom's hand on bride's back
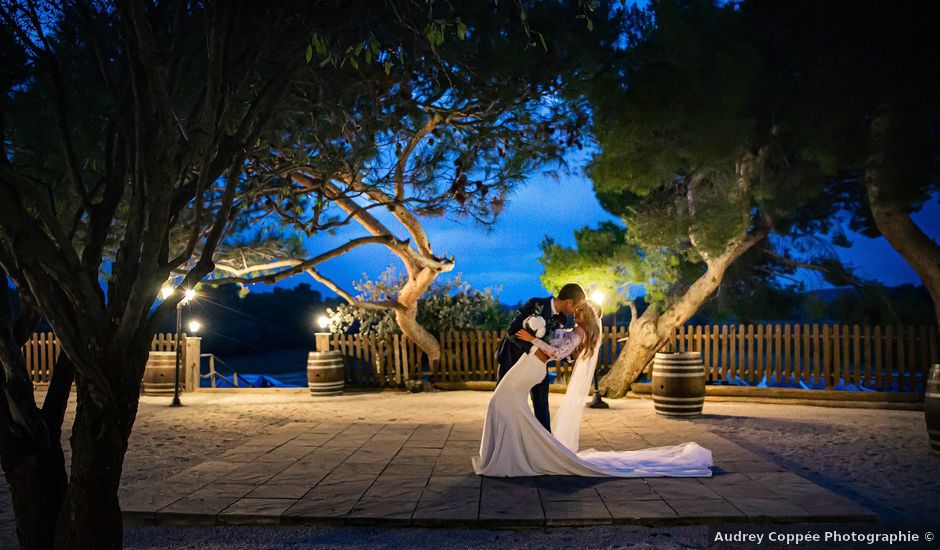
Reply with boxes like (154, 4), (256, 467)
(506, 298), (538, 343)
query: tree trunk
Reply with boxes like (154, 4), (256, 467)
(394, 267), (442, 368)
(0, 283), (68, 550)
(395, 307), (441, 363)
(0, 400), (68, 550)
(53, 352), (141, 550)
(601, 308), (671, 398)
(0, 435), (66, 550)
(865, 107), (940, 328)
(601, 226), (769, 398)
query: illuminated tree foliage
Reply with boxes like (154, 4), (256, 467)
(203, 0), (610, 367)
(544, 0), (853, 396)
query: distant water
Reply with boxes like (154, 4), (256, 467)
(201, 348), (309, 387)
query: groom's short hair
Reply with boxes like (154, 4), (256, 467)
(557, 283), (586, 303)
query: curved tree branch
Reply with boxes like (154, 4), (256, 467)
(305, 268), (406, 311)
(394, 112), (442, 200)
(204, 235), (401, 286)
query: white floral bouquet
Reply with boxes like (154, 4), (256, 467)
(523, 315), (547, 339)
(522, 303), (553, 343)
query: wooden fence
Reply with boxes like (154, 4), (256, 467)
(332, 323), (938, 393)
(24, 324), (937, 394)
(24, 333), (180, 386)
(333, 325), (630, 388)
(663, 323), (937, 392)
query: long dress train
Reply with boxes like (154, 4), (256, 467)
(472, 325), (712, 477)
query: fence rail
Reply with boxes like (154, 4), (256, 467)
(24, 332), (181, 386)
(333, 323), (938, 393)
(333, 325), (629, 388)
(664, 323), (937, 392)
(24, 323), (938, 395)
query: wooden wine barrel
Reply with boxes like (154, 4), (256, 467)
(142, 351), (178, 396)
(926, 364), (940, 455)
(651, 352), (706, 418)
(307, 350), (344, 396)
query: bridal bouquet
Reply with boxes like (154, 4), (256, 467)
(522, 304), (553, 343)
(523, 315), (546, 337)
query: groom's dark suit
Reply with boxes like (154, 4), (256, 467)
(496, 297), (566, 432)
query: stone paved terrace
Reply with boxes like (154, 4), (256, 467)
(121, 415), (877, 528)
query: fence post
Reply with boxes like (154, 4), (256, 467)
(209, 355), (217, 388)
(184, 335), (201, 392)
(435, 332), (444, 383)
(315, 332), (331, 352)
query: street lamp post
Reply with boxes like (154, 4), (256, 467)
(171, 302), (184, 407)
(171, 288), (197, 407)
(588, 368), (610, 409)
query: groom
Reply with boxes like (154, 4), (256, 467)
(496, 283), (586, 432)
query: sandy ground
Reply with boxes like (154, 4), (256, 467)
(1, 390), (938, 549)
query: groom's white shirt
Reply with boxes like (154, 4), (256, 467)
(550, 298), (557, 316)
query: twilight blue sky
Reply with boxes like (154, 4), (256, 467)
(260, 168), (617, 304)
(257, 168), (940, 304)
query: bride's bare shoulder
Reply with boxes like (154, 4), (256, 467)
(573, 326), (586, 339)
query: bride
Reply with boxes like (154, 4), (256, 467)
(472, 302), (713, 477)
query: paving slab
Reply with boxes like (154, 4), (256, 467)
(219, 498), (296, 524)
(647, 478), (723, 500)
(265, 466), (329, 487)
(543, 499), (612, 525)
(431, 460), (476, 476)
(304, 480), (372, 501)
(539, 484), (602, 502)
(479, 493), (544, 525)
(362, 483), (424, 501)
(160, 494), (242, 519)
(728, 497), (811, 521)
(123, 419), (878, 528)
(412, 497), (479, 525)
(120, 483), (192, 516)
(283, 496), (359, 521)
(663, 497), (748, 522)
(162, 462), (237, 488)
(701, 472), (786, 499)
(215, 463), (283, 485)
(347, 498), (419, 523)
(604, 497), (679, 523)
(425, 475), (481, 491)
(327, 462), (384, 477)
(245, 481), (315, 500)
(382, 462), (434, 477)
(595, 479), (661, 501)
(188, 482), (256, 500)
(420, 486), (479, 503)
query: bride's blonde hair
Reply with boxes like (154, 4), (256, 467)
(573, 301), (600, 359)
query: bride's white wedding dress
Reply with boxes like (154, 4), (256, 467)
(472, 324), (713, 477)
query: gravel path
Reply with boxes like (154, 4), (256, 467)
(1, 390), (936, 549)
